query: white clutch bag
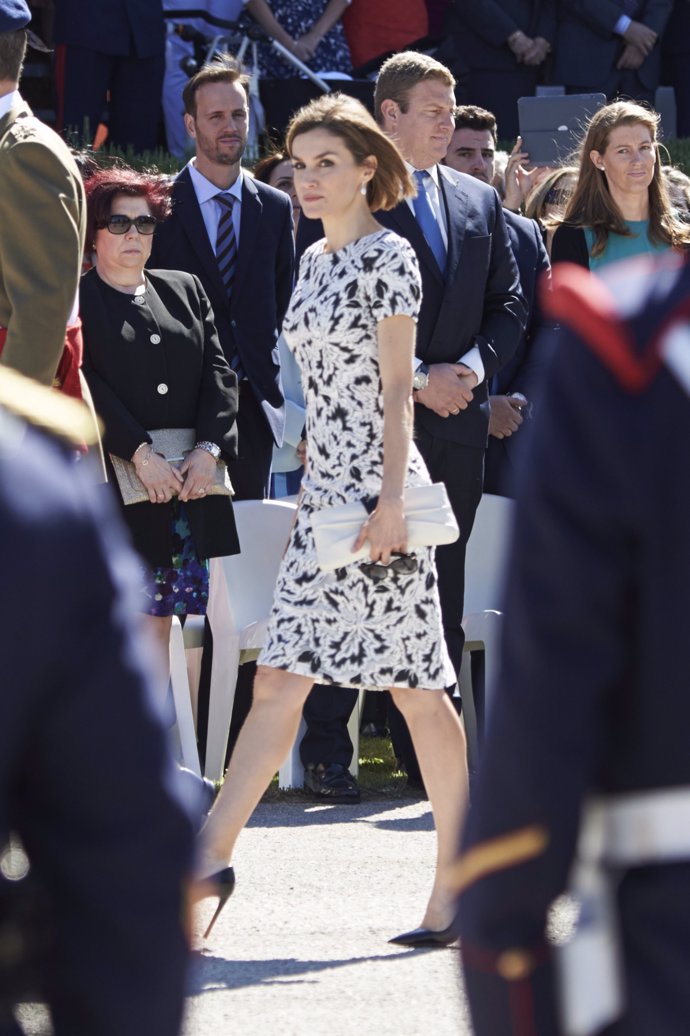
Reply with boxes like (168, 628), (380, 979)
(310, 482), (459, 572)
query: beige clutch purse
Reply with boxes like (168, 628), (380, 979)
(109, 428), (233, 506)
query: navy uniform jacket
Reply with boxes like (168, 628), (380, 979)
(485, 210), (555, 497)
(149, 168), (294, 449)
(457, 255), (690, 1035)
(53, 0), (165, 58)
(0, 401), (194, 1035)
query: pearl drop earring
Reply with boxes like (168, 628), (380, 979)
(361, 183), (367, 195)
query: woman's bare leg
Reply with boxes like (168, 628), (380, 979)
(389, 686), (469, 931)
(198, 665), (314, 876)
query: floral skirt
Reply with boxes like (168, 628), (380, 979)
(141, 501), (209, 617)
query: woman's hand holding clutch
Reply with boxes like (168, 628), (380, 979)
(178, 448), (218, 502)
(353, 496), (407, 565)
(133, 447), (184, 504)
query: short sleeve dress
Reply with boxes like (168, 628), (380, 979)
(258, 229), (455, 691)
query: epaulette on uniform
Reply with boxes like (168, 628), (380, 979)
(0, 367), (100, 447)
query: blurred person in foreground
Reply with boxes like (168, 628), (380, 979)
(552, 100), (690, 269)
(456, 250), (690, 1034)
(0, 369), (194, 1036)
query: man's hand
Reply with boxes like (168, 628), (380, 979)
(523, 36), (550, 66)
(617, 43), (645, 69)
(415, 362), (477, 418)
(623, 20), (657, 56)
(488, 395), (525, 439)
(507, 29), (534, 62)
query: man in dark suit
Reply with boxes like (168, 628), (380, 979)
(443, 0), (557, 141)
(150, 55), (294, 502)
(457, 255), (690, 1036)
(53, 0), (166, 153)
(0, 370), (194, 1036)
(551, 0), (672, 103)
(445, 105), (554, 497)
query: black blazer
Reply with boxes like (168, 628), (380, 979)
(485, 210), (555, 495)
(53, 0), (165, 57)
(149, 168), (295, 446)
(80, 267), (240, 567)
(551, 222), (591, 268)
(297, 168), (525, 448)
(552, 0), (672, 91)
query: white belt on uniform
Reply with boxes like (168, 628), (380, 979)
(558, 787), (690, 1036)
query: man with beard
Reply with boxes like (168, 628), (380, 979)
(150, 55), (294, 766)
(150, 55), (294, 501)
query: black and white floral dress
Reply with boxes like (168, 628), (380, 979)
(259, 229), (455, 691)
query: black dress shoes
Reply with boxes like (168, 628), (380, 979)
(389, 924), (458, 947)
(304, 762), (361, 803)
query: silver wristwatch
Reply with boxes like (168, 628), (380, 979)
(413, 362), (430, 392)
(195, 440), (221, 459)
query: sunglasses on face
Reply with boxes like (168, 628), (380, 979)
(359, 552), (419, 582)
(97, 214), (158, 235)
(544, 187), (569, 207)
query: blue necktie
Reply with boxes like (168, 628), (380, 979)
(215, 192), (244, 379)
(413, 170), (447, 275)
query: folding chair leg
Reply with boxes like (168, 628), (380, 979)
(169, 616), (201, 777)
(278, 716), (307, 789)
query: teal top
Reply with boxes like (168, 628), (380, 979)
(585, 221), (670, 270)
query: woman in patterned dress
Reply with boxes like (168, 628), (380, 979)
(198, 95), (469, 946)
(243, 0), (352, 78)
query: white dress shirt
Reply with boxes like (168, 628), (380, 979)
(187, 160), (244, 253)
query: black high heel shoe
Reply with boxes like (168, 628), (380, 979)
(388, 923), (458, 948)
(200, 866), (235, 939)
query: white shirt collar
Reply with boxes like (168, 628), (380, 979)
(0, 90), (22, 121)
(186, 159), (244, 205)
(404, 160), (440, 187)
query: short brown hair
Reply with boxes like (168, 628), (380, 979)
(454, 105), (497, 144)
(374, 51), (455, 125)
(0, 29), (27, 82)
(182, 53), (250, 118)
(83, 166), (172, 251)
(286, 93), (414, 212)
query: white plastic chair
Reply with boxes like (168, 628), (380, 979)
(169, 614), (206, 776)
(460, 493), (515, 765)
(204, 499), (297, 781)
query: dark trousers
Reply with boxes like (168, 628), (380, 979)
(299, 684), (359, 768)
(388, 434), (484, 779)
(464, 67), (539, 142)
(55, 45), (164, 153)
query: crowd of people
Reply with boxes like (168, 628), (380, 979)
(19, 0), (690, 158)
(2, 0), (690, 1033)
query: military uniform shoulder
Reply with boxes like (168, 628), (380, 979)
(0, 369), (99, 447)
(545, 255), (690, 392)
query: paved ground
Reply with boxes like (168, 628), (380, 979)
(17, 797), (472, 1036)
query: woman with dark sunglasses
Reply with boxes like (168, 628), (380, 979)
(80, 165), (239, 685)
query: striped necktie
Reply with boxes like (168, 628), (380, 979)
(215, 192), (238, 297)
(215, 192), (244, 379)
(412, 170), (447, 276)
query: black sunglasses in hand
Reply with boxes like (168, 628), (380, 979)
(98, 214), (158, 235)
(360, 552), (419, 581)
